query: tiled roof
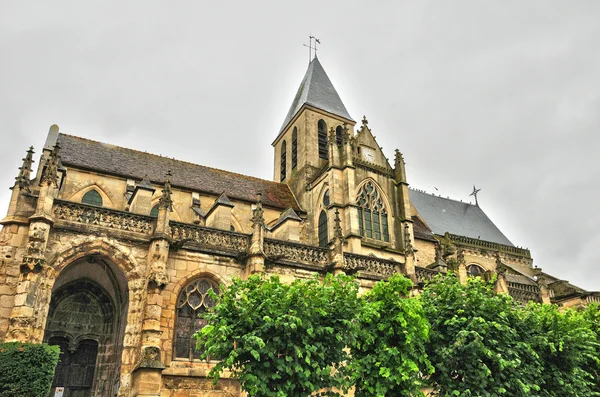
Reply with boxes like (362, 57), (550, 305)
(411, 216), (437, 242)
(57, 134), (301, 211)
(409, 189), (514, 246)
(279, 57), (354, 134)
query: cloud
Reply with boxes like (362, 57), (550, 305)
(0, 0), (598, 290)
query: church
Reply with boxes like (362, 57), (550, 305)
(0, 55), (597, 397)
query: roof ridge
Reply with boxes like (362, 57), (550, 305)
(58, 133), (288, 188)
(409, 187), (478, 208)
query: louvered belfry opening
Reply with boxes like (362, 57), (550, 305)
(318, 119), (328, 159)
(280, 140), (287, 182)
(291, 127), (298, 170)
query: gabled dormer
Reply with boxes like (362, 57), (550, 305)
(353, 116), (394, 174)
(272, 57), (355, 194)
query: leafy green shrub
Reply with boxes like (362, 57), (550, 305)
(421, 274), (542, 396)
(0, 342), (60, 397)
(351, 274), (433, 397)
(196, 273), (360, 397)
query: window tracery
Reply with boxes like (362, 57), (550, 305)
(356, 182), (389, 242)
(174, 278), (219, 361)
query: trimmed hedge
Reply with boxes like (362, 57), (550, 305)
(0, 342), (60, 397)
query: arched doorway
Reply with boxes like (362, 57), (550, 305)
(44, 255), (129, 397)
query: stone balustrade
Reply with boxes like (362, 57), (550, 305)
(264, 238), (329, 268)
(447, 233), (531, 258)
(169, 221), (250, 253)
(344, 253), (398, 279)
(53, 199), (154, 235)
(415, 266), (440, 284)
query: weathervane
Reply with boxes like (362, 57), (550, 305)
(303, 35), (320, 63)
(469, 185), (481, 206)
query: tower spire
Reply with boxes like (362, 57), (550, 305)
(13, 146), (35, 192)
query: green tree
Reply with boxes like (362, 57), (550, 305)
(421, 274), (541, 397)
(196, 273), (360, 397)
(582, 303), (600, 393)
(522, 302), (600, 396)
(350, 274), (433, 397)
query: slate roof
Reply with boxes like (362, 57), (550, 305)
(57, 134), (301, 211)
(409, 189), (514, 246)
(411, 216), (437, 242)
(279, 57), (354, 134)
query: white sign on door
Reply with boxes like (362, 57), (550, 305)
(54, 387), (64, 397)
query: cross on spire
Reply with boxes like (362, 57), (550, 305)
(303, 35), (321, 63)
(469, 185), (481, 206)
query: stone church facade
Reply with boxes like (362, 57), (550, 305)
(0, 57), (597, 397)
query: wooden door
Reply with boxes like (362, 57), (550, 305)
(49, 338), (98, 397)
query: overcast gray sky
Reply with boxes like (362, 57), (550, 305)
(1, 1), (598, 290)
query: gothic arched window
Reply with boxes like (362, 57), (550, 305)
(467, 264), (485, 277)
(335, 125), (343, 146)
(356, 182), (390, 242)
(81, 190), (103, 207)
(292, 127), (298, 170)
(150, 204), (159, 217)
(318, 119), (328, 160)
(318, 210), (328, 247)
(280, 140), (287, 182)
(174, 278), (220, 361)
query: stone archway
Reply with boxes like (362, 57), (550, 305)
(43, 255), (129, 397)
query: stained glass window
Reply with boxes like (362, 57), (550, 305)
(356, 182), (390, 242)
(81, 190), (103, 207)
(467, 264), (485, 277)
(174, 278), (219, 360)
(318, 211), (328, 247)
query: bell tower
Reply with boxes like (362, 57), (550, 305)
(272, 56), (355, 210)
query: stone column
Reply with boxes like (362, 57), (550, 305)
(132, 172), (172, 397)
